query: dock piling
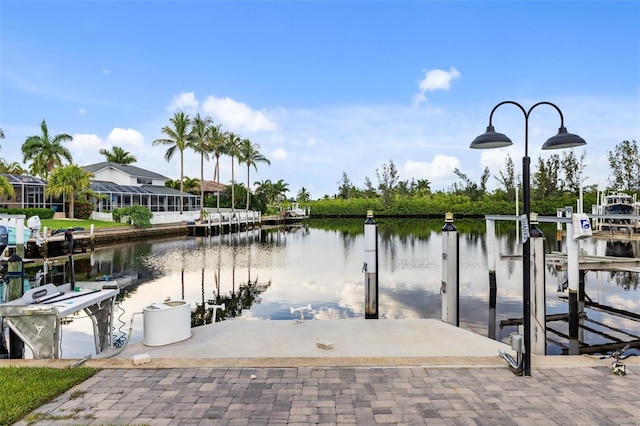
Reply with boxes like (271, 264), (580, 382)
(363, 210), (378, 319)
(441, 212), (459, 327)
(486, 219), (497, 340)
(530, 213), (547, 355)
(7, 254), (25, 358)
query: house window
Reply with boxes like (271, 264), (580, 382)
(137, 178), (152, 185)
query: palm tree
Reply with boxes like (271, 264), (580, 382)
(206, 123), (225, 212)
(0, 175), (15, 199)
(99, 146), (137, 164)
(0, 160), (26, 175)
(225, 132), (242, 213)
(297, 187), (310, 202)
(164, 178), (180, 190)
(45, 164), (94, 219)
(182, 176), (200, 194)
(238, 139), (270, 211)
(273, 179), (289, 208)
(254, 178), (273, 207)
(190, 114), (213, 217)
(153, 112), (192, 214)
(22, 119), (73, 179)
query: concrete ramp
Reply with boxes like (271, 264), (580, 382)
(105, 319), (514, 368)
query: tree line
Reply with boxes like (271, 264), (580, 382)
(330, 141), (639, 204)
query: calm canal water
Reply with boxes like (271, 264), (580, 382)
(55, 218), (640, 358)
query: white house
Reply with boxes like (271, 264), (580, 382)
(83, 162), (201, 215)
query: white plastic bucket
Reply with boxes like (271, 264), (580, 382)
(142, 300), (192, 346)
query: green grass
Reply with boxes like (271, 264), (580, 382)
(0, 366), (99, 425)
(41, 218), (129, 231)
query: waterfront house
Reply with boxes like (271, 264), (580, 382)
(82, 162), (201, 216)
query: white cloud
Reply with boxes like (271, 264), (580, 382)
(271, 147), (287, 160)
(69, 134), (108, 165)
(166, 92), (199, 113)
(70, 133), (104, 151)
(201, 95), (277, 132)
(413, 67), (461, 106)
(106, 128), (144, 148)
(401, 155), (461, 187)
(102, 68), (111, 75)
(79, 108), (87, 115)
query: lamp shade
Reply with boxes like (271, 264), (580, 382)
(542, 126), (586, 150)
(469, 125), (513, 149)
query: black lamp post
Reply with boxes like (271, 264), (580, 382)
(470, 101), (586, 376)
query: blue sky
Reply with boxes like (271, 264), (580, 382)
(1, 1), (639, 200)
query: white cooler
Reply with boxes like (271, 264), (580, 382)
(142, 300), (192, 346)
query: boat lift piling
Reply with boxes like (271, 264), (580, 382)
(7, 254), (25, 359)
(486, 218), (498, 340)
(363, 210), (378, 319)
(530, 213), (547, 355)
(441, 212), (459, 327)
(487, 211), (591, 356)
(65, 228), (76, 286)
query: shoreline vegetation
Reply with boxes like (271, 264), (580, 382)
(305, 192), (598, 218)
(2, 191), (600, 237)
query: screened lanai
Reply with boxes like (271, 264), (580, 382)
(90, 180), (200, 213)
(0, 174), (65, 211)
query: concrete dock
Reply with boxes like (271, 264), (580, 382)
(6, 319), (640, 425)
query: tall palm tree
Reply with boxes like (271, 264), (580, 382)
(21, 119), (73, 179)
(238, 139), (270, 211)
(225, 132), (242, 213)
(153, 112), (192, 214)
(206, 123), (225, 212)
(45, 164), (94, 219)
(190, 114), (213, 217)
(99, 146), (137, 164)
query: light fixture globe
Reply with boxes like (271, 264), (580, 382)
(469, 125), (513, 149)
(542, 126), (586, 150)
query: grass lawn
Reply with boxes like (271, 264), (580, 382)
(40, 218), (129, 232)
(0, 366), (99, 425)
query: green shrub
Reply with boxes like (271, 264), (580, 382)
(112, 205), (153, 228)
(0, 207), (55, 219)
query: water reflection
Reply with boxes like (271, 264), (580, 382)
(51, 219), (640, 357)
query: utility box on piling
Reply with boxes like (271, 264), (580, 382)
(571, 213), (592, 240)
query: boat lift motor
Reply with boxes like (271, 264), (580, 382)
(26, 216), (43, 246)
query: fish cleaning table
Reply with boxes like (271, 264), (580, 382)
(0, 282), (119, 358)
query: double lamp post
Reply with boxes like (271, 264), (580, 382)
(470, 101), (586, 376)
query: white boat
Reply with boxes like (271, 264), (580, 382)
(592, 191), (640, 231)
(603, 192), (635, 215)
